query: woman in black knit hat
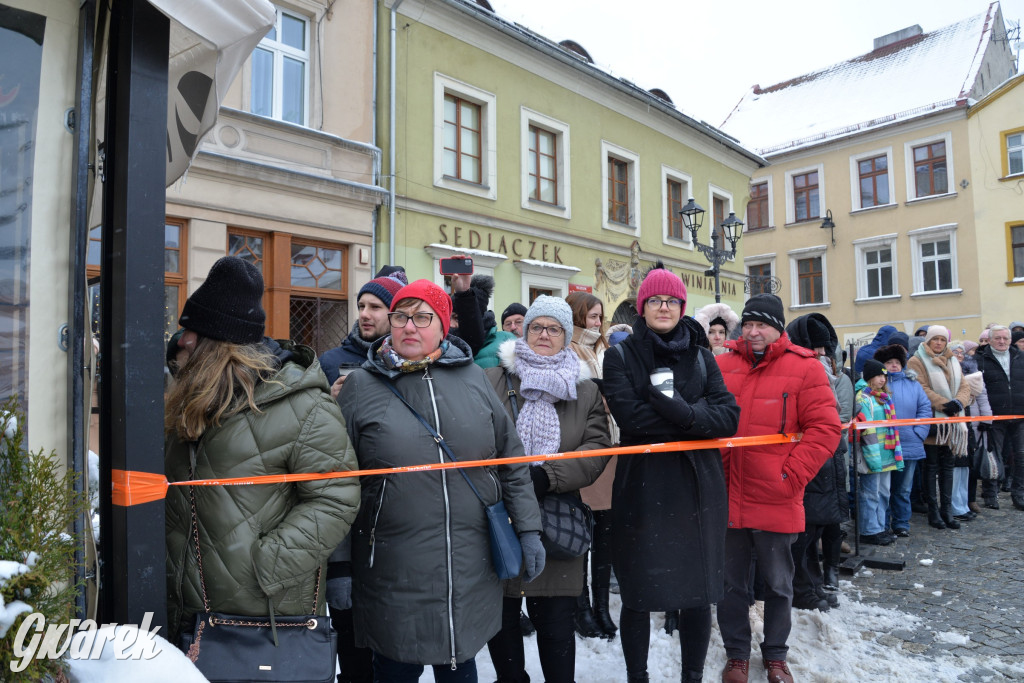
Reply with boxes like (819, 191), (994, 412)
(164, 256), (361, 651)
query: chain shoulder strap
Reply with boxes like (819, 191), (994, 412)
(188, 444), (323, 615)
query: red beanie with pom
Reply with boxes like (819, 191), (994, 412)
(391, 279), (453, 336)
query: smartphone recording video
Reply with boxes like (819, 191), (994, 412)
(439, 257), (474, 275)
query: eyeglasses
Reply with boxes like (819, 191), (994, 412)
(645, 297), (683, 310)
(527, 324), (564, 337)
(388, 311), (435, 328)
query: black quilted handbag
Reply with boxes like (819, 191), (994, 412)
(540, 492), (594, 561)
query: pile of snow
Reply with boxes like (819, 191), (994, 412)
(460, 592), (1024, 682)
(67, 625), (207, 683)
(0, 560), (33, 639)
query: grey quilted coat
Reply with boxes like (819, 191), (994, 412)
(485, 339), (611, 598)
(338, 335), (542, 667)
(165, 342), (360, 641)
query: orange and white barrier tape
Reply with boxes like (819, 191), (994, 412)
(111, 413), (1023, 506)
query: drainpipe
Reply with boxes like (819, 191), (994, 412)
(370, 0), (379, 271)
(388, 0), (404, 267)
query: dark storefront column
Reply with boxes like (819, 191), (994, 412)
(97, 0), (169, 628)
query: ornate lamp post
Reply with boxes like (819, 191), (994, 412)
(679, 198), (744, 303)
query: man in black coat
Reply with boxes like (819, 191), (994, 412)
(973, 325), (1024, 510)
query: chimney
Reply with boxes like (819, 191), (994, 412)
(874, 25), (923, 50)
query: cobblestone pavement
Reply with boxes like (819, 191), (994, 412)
(840, 489), (1024, 680)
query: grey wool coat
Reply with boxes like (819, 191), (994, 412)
(485, 339), (612, 598)
(165, 342), (360, 642)
(338, 335), (542, 667)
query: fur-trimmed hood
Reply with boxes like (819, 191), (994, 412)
(693, 303), (739, 336)
(496, 338), (593, 383)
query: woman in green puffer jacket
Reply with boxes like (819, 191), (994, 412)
(164, 256), (360, 644)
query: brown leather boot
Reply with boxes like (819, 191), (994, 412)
(764, 659), (793, 683)
(721, 659), (749, 683)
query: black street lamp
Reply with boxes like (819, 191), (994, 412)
(679, 198), (744, 303)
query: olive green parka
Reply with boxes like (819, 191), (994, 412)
(165, 341), (360, 641)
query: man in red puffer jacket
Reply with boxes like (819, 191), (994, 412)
(714, 294), (841, 683)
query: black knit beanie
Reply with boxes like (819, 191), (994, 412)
(862, 359), (887, 383)
(741, 294), (786, 333)
(501, 302), (528, 325)
(179, 256), (265, 344)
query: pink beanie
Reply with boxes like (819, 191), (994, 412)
(636, 266), (687, 315)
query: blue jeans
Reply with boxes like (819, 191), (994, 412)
(888, 460), (919, 531)
(372, 653), (477, 683)
(951, 466), (970, 515)
(858, 471), (891, 535)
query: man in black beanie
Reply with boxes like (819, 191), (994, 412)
(715, 293), (841, 682)
(501, 303), (528, 338)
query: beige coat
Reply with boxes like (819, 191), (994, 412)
(907, 344), (972, 446)
(570, 325), (618, 509)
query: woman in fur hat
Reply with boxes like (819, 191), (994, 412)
(693, 302), (740, 355)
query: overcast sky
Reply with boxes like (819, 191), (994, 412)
(491, 0), (1024, 127)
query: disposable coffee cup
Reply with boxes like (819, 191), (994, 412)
(650, 367), (674, 397)
(338, 364), (362, 378)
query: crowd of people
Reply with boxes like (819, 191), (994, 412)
(163, 255), (1023, 683)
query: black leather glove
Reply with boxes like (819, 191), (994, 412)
(648, 389), (695, 428)
(529, 465), (549, 500)
(941, 400), (962, 417)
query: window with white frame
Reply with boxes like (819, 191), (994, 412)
(708, 186), (734, 249)
(251, 7), (309, 126)
(601, 141), (640, 234)
(747, 180), (771, 230)
(744, 254), (776, 297)
(788, 246), (828, 307)
(853, 234), (898, 300)
(850, 148), (894, 209)
(784, 164), (824, 224)
(514, 260), (580, 304)
(661, 167), (692, 246)
(909, 224), (959, 295)
(1006, 131), (1023, 176)
(434, 74), (497, 199)
(520, 109), (570, 218)
(904, 132), (954, 201)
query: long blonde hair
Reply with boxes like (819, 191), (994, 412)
(164, 336), (278, 441)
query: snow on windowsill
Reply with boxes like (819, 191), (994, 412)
(854, 295), (902, 304)
(905, 191), (957, 205)
(910, 288), (963, 298)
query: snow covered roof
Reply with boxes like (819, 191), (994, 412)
(720, 4), (1001, 155)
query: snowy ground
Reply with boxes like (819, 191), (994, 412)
(458, 586), (1024, 682)
(65, 580), (1024, 682)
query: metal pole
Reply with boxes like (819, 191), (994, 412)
(713, 264), (721, 304)
(98, 0), (168, 628)
(68, 0), (96, 621)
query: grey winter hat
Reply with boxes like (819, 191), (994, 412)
(524, 295), (573, 343)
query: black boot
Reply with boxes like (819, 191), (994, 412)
(681, 670), (703, 682)
(591, 563), (617, 638)
(519, 610), (535, 636)
(924, 453), (945, 528)
(822, 564), (839, 591)
(663, 610), (679, 635)
(627, 674), (649, 682)
(938, 455), (959, 529)
(574, 589), (602, 638)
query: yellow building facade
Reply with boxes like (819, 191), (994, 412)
(967, 73), (1024, 326)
